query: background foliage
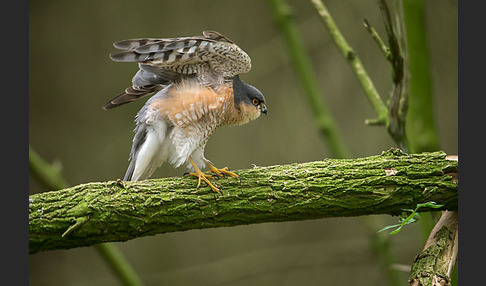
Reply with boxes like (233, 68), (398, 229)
(29, 0), (457, 285)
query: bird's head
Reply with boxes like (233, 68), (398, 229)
(232, 76), (267, 121)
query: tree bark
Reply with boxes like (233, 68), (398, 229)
(409, 210), (458, 286)
(29, 149), (457, 254)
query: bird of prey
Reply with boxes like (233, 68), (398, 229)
(104, 31), (267, 193)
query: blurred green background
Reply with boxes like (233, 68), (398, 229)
(29, 0), (457, 285)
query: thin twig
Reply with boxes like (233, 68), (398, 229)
(363, 19), (391, 60)
(309, 0), (389, 126)
(378, 0), (404, 84)
(377, 0), (409, 151)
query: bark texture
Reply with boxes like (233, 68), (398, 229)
(29, 149), (458, 254)
(409, 210), (458, 286)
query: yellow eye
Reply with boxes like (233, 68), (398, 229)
(252, 98), (260, 106)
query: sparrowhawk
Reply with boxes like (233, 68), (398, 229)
(103, 31), (267, 194)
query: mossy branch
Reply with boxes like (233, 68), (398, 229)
(409, 210), (458, 286)
(29, 149), (457, 254)
(29, 145), (144, 286)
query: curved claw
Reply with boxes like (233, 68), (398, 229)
(187, 157), (222, 195)
(186, 157), (244, 195)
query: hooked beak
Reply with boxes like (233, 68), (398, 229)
(260, 104), (267, 115)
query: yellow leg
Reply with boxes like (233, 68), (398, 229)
(205, 161), (240, 182)
(187, 157), (221, 194)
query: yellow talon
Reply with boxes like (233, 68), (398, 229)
(187, 172), (215, 180)
(206, 162), (240, 182)
(188, 157), (222, 194)
(187, 157), (242, 194)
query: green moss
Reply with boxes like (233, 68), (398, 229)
(29, 150), (457, 253)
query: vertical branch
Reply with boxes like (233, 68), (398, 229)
(377, 0), (409, 151)
(266, 0), (351, 158)
(310, 0), (409, 150)
(310, 0), (388, 126)
(29, 146), (145, 286)
(308, 2), (405, 286)
(402, 0), (440, 153)
(396, 1), (439, 275)
(301, 0), (455, 284)
(381, 2), (457, 284)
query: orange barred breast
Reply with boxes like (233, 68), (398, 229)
(149, 81), (234, 128)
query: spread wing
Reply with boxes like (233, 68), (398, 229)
(103, 31), (251, 110)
